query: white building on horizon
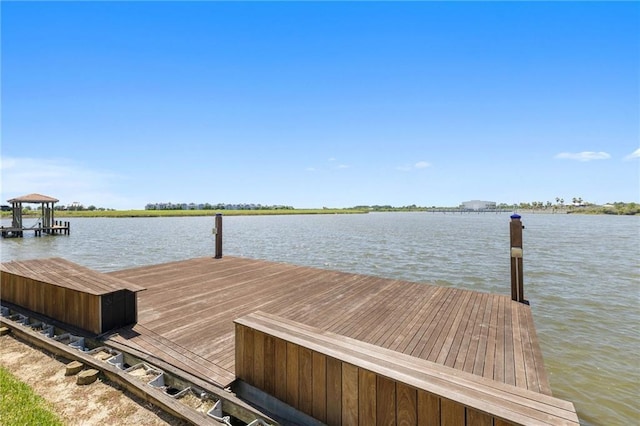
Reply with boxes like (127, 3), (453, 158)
(461, 200), (497, 210)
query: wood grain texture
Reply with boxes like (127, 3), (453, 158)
(274, 337), (288, 401)
(298, 347), (313, 416)
(312, 352), (327, 423)
(397, 383), (417, 426)
(326, 357), (342, 426)
(441, 398), (466, 426)
(467, 408), (494, 426)
(417, 390), (440, 426)
(358, 369), (376, 426)
(341, 363), (358, 426)
(376, 376), (396, 426)
(286, 342), (299, 408)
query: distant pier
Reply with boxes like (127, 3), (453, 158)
(1, 193), (70, 238)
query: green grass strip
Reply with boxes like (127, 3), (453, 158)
(0, 365), (63, 426)
(3, 208), (368, 218)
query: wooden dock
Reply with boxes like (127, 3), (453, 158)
(1, 221), (70, 238)
(105, 256), (552, 395)
(1, 254), (579, 424)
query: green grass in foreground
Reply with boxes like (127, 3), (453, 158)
(0, 365), (63, 426)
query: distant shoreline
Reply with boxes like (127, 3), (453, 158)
(2, 205), (637, 218)
(0, 208), (368, 218)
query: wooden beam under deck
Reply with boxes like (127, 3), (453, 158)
(105, 256), (552, 394)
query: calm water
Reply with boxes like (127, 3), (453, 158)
(1, 212), (638, 425)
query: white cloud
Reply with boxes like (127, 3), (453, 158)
(397, 161), (431, 172)
(337, 164), (349, 169)
(554, 151), (611, 162)
(305, 167), (317, 172)
(624, 148), (640, 160)
(0, 156), (131, 208)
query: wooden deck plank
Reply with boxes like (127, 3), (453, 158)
(312, 352), (327, 423)
(419, 289), (473, 361)
(454, 292), (485, 371)
(387, 286), (446, 352)
(397, 383), (418, 426)
(258, 270), (366, 324)
(110, 326), (235, 386)
(353, 281), (428, 347)
(464, 293), (489, 374)
(309, 275), (394, 332)
(512, 303), (527, 390)
(494, 296), (507, 383)
(341, 363), (359, 425)
(418, 390), (440, 426)
(504, 301), (516, 387)
(436, 289), (476, 365)
(473, 294), (495, 377)
(334, 279), (415, 341)
(326, 357), (342, 426)
(359, 369), (376, 425)
(375, 285), (440, 350)
(401, 285), (457, 356)
(376, 376), (396, 426)
(521, 306), (552, 396)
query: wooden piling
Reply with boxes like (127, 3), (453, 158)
(510, 214), (525, 303)
(214, 213), (223, 259)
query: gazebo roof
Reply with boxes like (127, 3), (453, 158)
(7, 193), (59, 203)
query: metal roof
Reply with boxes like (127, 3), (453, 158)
(7, 193), (59, 203)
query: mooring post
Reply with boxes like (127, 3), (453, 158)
(214, 213), (223, 259)
(510, 214), (525, 303)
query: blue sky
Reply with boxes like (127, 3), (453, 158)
(1, 1), (638, 209)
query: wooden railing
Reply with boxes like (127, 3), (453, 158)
(235, 311), (579, 426)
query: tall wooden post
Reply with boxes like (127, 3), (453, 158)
(214, 213), (223, 259)
(510, 214), (525, 303)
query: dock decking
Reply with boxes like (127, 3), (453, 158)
(105, 256), (551, 395)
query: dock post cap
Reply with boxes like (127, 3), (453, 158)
(510, 213), (521, 220)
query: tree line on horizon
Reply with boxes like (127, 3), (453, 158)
(2, 198), (637, 216)
(144, 202), (294, 211)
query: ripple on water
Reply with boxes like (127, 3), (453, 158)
(1, 213), (638, 425)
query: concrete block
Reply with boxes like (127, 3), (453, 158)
(77, 368), (100, 385)
(65, 360), (84, 376)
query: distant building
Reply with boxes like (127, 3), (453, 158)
(461, 200), (497, 211)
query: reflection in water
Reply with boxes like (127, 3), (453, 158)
(1, 212), (638, 425)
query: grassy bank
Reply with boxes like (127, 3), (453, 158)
(3, 205), (637, 218)
(0, 365), (63, 426)
(1, 208), (368, 219)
